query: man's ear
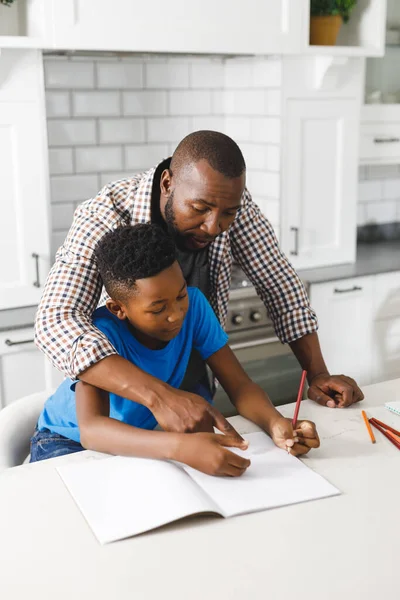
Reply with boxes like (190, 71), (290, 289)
(160, 168), (172, 196)
(105, 299), (127, 320)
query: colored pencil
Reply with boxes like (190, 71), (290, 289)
(369, 417), (400, 438)
(292, 370), (307, 428)
(361, 410), (376, 443)
(385, 430), (400, 445)
(369, 419), (400, 450)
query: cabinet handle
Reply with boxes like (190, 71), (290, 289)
(333, 286), (362, 294)
(32, 253), (40, 288)
(290, 227), (299, 256)
(373, 137), (400, 144)
(5, 338), (35, 346)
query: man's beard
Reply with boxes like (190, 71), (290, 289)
(164, 191), (190, 251)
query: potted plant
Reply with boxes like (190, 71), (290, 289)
(310, 0), (358, 46)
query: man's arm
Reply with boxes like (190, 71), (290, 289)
(289, 332), (364, 408)
(230, 189), (363, 408)
(75, 381), (250, 477)
(207, 345), (320, 456)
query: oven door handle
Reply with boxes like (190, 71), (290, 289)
(230, 336), (279, 351)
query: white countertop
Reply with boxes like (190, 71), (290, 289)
(0, 378), (399, 599)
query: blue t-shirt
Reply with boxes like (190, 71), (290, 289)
(38, 288), (228, 443)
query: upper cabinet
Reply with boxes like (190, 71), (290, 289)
(48, 0), (305, 55)
(0, 50), (51, 310)
(361, 0), (400, 164)
(0, 1), (387, 57)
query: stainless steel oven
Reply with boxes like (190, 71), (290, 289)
(213, 276), (303, 418)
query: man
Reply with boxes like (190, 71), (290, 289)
(35, 130), (363, 438)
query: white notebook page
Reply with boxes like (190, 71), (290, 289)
(58, 455), (219, 544)
(183, 432), (340, 517)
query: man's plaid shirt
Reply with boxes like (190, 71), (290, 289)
(35, 163), (318, 380)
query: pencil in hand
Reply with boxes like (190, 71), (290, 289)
(361, 410), (376, 444)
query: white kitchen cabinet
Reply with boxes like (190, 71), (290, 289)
(360, 105), (400, 165)
(371, 271), (400, 382)
(48, 0), (305, 55)
(0, 50), (51, 310)
(0, 327), (64, 410)
(310, 277), (374, 386)
(281, 98), (359, 270)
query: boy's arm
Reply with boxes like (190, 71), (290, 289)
(206, 345), (320, 455)
(75, 381), (250, 476)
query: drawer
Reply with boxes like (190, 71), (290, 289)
(373, 271), (400, 320)
(0, 327), (36, 355)
(360, 122), (400, 164)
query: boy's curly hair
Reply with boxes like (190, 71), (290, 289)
(94, 224), (176, 301)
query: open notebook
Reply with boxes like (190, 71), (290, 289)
(57, 432), (340, 544)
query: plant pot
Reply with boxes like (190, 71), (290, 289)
(309, 15), (343, 46)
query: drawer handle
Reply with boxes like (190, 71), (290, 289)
(373, 137), (400, 144)
(32, 253), (40, 288)
(290, 226), (299, 256)
(5, 338), (34, 347)
(334, 286), (362, 294)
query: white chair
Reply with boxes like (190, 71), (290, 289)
(0, 390), (53, 472)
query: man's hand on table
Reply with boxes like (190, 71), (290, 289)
(149, 387), (245, 442)
(308, 373), (364, 408)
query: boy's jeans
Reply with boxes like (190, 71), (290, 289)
(30, 380), (214, 463)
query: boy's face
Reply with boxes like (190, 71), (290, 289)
(106, 261), (189, 347)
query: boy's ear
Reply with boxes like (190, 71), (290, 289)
(105, 299), (127, 320)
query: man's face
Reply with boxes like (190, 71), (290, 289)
(160, 159), (245, 251)
(106, 261), (189, 349)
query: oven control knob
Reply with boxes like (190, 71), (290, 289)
(250, 310), (262, 323)
(232, 314), (244, 326)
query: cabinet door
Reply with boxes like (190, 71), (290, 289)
(0, 329), (64, 409)
(0, 101), (50, 309)
(310, 277), (373, 386)
(371, 271), (400, 383)
(281, 99), (358, 270)
(50, 0), (304, 54)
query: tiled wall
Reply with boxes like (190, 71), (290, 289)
(44, 54), (282, 258)
(358, 164), (400, 226)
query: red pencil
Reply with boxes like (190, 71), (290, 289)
(369, 417), (400, 438)
(369, 419), (400, 450)
(292, 370), (307, 428)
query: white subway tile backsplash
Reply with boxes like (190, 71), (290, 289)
(124, 144), (169, 170)
(266, 90), (281, 116)
(250, 118), (281, 144)
(45, 60), (95, 89)
(367, 165), (400, 179)
(366, 200), (397, 224)
(169, 90), (211, 115)
(266, 145), (280, 172)
(223, 117), (251, 142)
(191, 116), (225, 132)
(252, 59), (282, 88)
(254, 197), (280, 224)
(47, 120), (97, 146)
(147, 118), (192, 143)
(221, 90), (270, 116)
(358, 180), (382, 203)
(382, 178), (400, 200)
(190, 63), (224, 89)
(48, 148), (74, 175)
(46, 91), (71, 118)
(99, 118), (145, 144)
(240, 143), (269, 170)
(146, 63), (189, 89)
(99, 172), (136, 187)
(96, 62), (143, 89)
(246, 171), (280, 199)
(73, 91), (121, 117)
(75, 146), (123, 174)
(50, 174), (99, 204)
(224, 62), (253, 89)
(51, 203), (76, 231)
(357, 203), (366, 226)
(123, 91), (167, 116)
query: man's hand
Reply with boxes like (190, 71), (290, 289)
(269, 417), (320, 456)
(308, 374), (364, 408)
(174, 432), (250, 477)
(150, 387), (245, 443)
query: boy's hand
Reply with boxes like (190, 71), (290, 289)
(175, 433), (251, 477)
(268, 417), (320, 456)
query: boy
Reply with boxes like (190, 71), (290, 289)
(31, 224), (320, 476)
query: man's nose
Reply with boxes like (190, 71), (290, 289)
(200, 215), (221, 238)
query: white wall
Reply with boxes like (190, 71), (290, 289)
(358, 164), (400, 226)
(43, 54), (282, 258)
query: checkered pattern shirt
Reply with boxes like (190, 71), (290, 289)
(35, 163), (318, 380)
